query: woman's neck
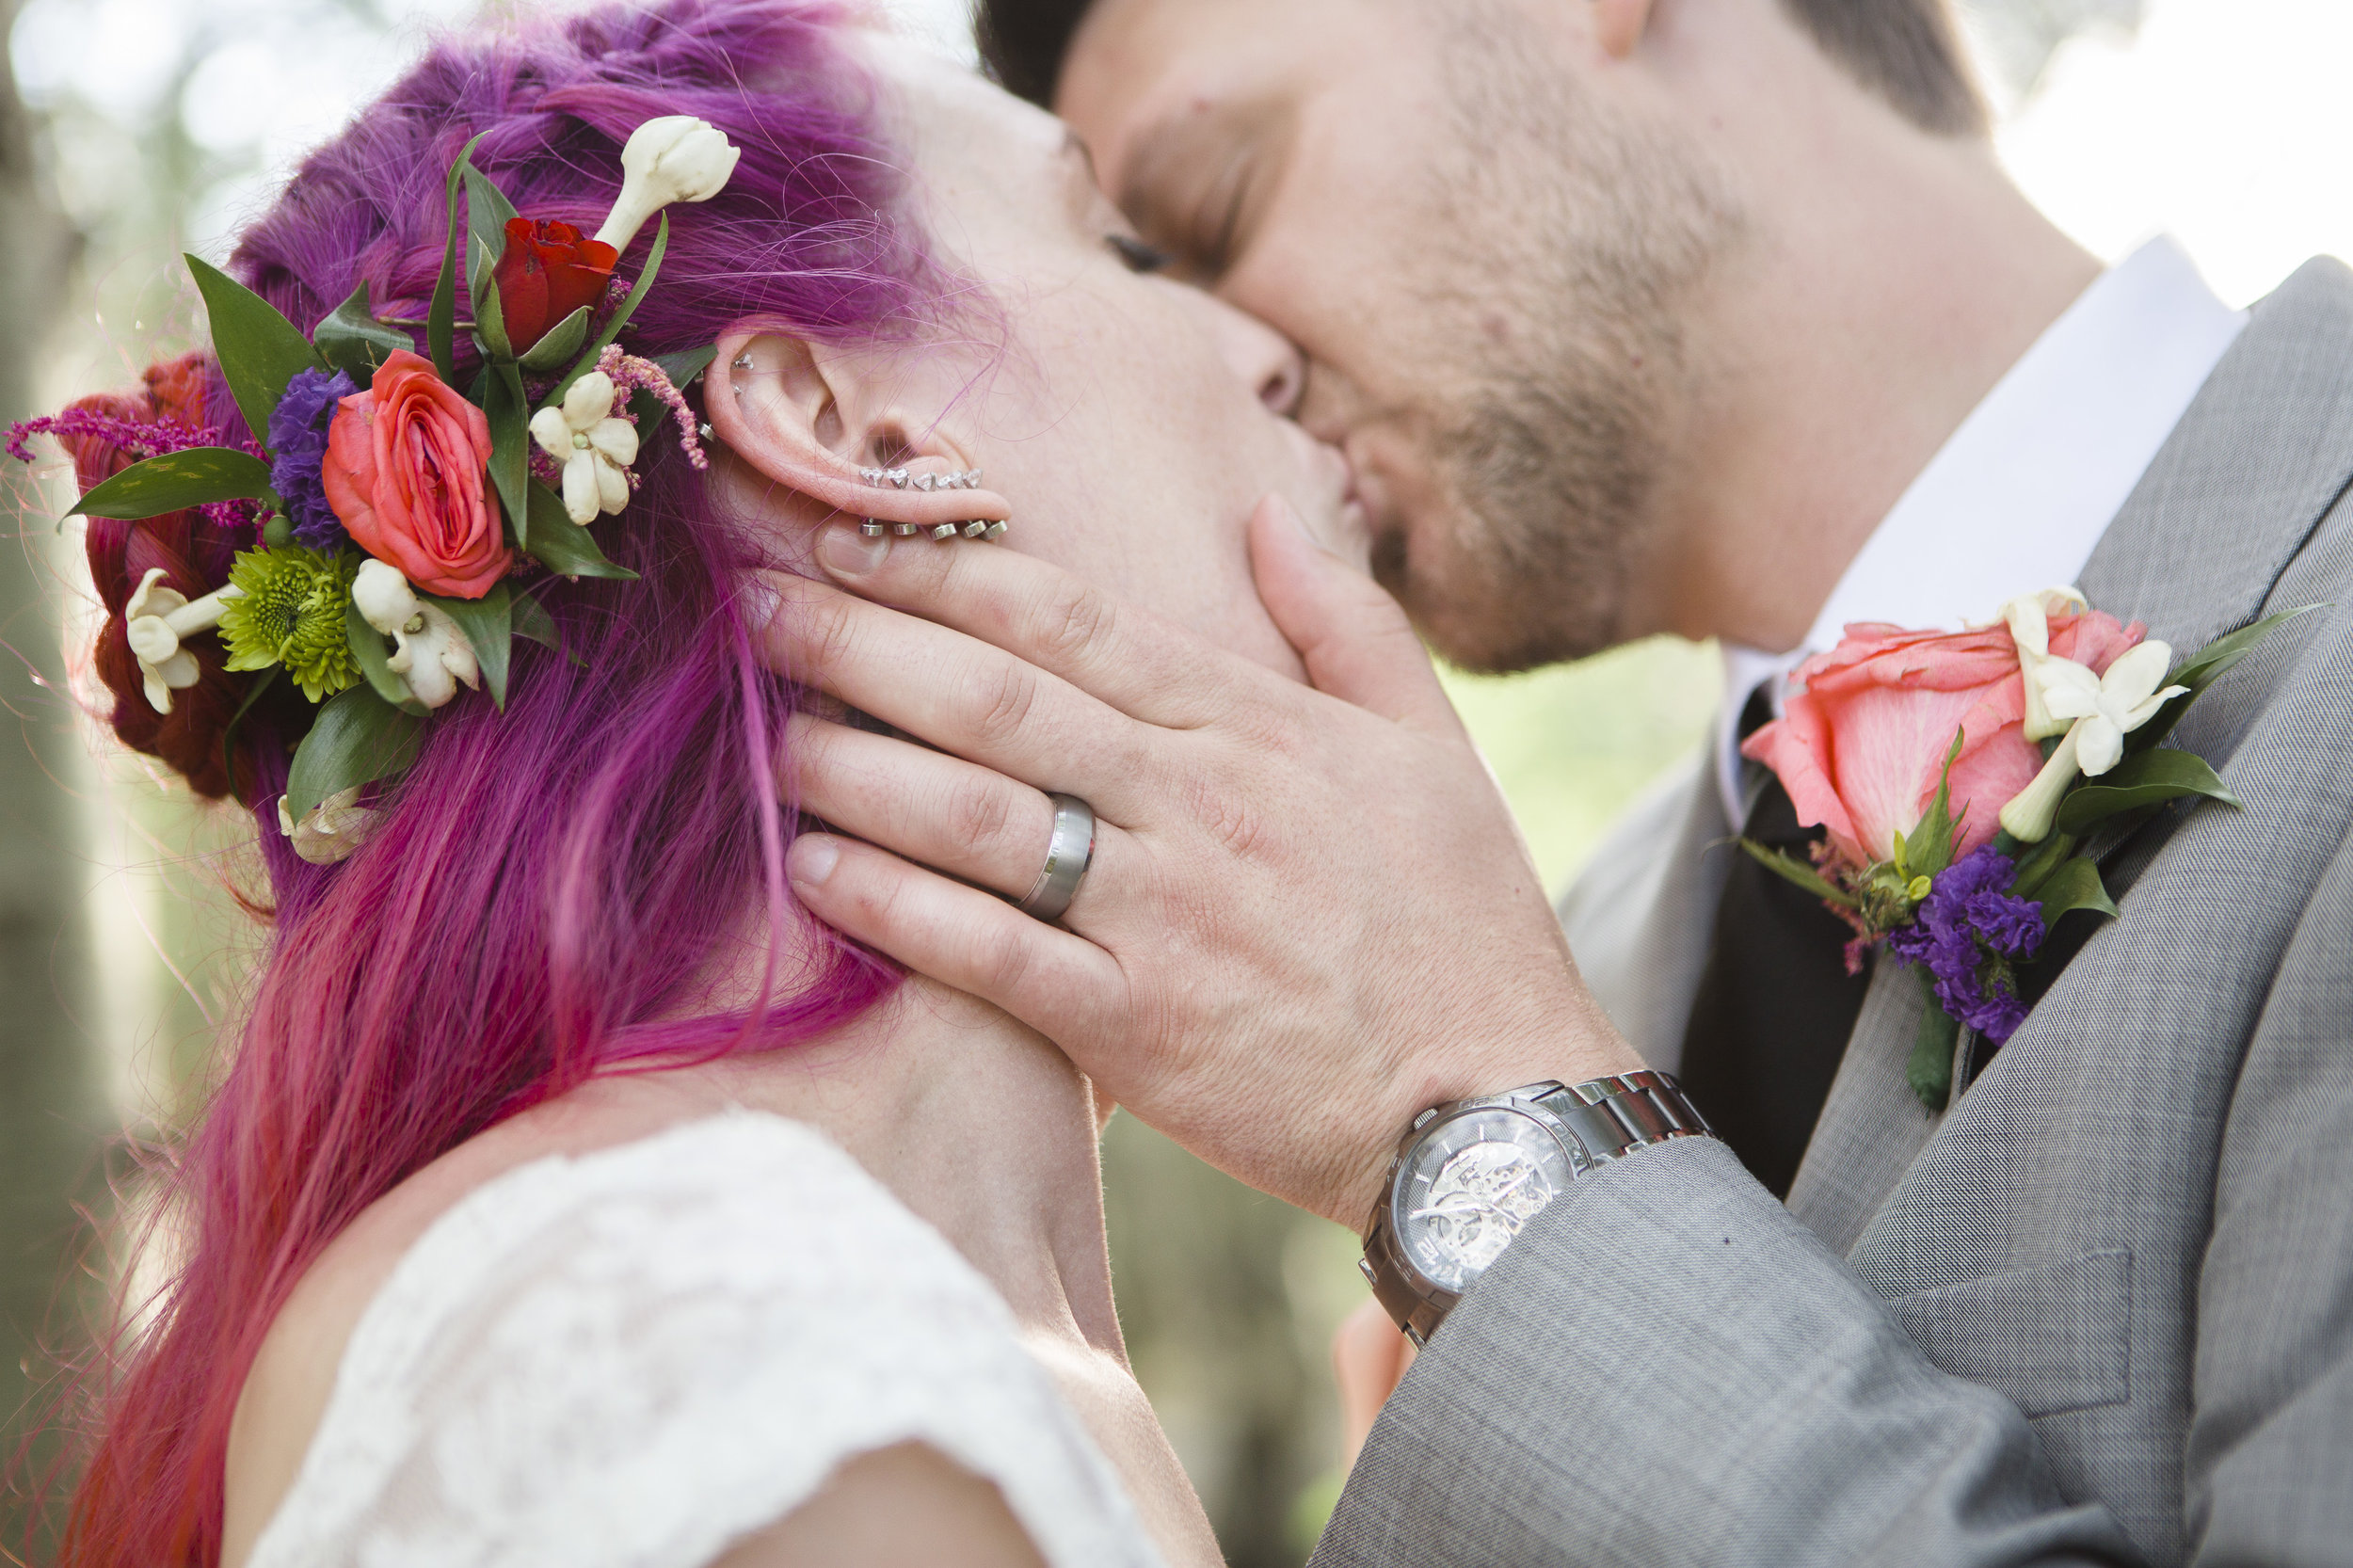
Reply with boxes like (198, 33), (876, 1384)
(657, 977), (1125, 1356)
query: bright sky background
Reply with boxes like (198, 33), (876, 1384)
(1984, 0), (2353, 306)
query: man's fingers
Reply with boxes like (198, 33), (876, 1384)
(807, 523), (1238, 728)
(786, 829), (1124, 1045)
(762, 573), (1153, 816)
(1249, 495), (1463, 734)
(786, 712), (1118, 921)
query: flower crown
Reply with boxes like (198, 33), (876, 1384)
(14, 118), (742, 861)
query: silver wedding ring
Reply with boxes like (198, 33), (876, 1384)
(1016, 792), (1096, 922)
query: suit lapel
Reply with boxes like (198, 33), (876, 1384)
(1786, 258), (2353, 1251)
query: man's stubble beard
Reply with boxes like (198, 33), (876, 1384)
(1378, 3), (1742, 674)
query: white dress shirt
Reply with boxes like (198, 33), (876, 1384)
(1713, 235), (2249, 827)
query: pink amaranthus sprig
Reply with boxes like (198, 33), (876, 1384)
(8, 409), (269, 532)
(1738, 589), (2305, 1111)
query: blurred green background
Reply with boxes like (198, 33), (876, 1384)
(4, 0), (2335, 1560)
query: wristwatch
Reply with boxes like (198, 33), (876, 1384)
(1360, 1072), (1715, 1346)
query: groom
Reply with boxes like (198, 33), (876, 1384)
(770, 0), (2353, 1560)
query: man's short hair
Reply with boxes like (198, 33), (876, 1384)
(975, 0), (1987, 136)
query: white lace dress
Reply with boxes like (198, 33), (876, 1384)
(245, 1110), (1167, 1568)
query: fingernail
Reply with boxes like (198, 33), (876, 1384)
(818, 522), (889, 578)
(739, 570), (783, 632)
(788, 834), (840, 889)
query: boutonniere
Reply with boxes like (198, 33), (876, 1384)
(1740, 590), (2306, 1110)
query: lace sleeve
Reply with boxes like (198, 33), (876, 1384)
(245, 1112), (1165, 1568)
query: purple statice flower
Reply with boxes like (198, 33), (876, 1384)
(269, 366), (359, 551)
(1887, 845), (2047, 1043)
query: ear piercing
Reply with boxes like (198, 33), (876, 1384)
(857, 467), (983, 491)
(731, 353), (755, 371)
(856, 467), (1007, 542)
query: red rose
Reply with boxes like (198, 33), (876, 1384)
(322, 350), (512, 600)
(491, 217), (617, 355)
(1743, 610), (2145, 872)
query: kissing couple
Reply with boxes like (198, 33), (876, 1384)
(25, 0), (2353, 1563)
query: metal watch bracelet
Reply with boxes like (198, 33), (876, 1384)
(1361, 1071), (1716, 1346)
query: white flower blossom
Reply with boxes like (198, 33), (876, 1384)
(1998, 638), (2188, 842)
(593, 116), (742, 254)
(122, 567), (242, 714)
(278, 785), (378, 865)
(352, 558), (481, 711)
(529, 372), (638, 526)
(1996, 587), (2089, 742)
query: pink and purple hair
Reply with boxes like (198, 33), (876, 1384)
(44, 3), (935, 1560)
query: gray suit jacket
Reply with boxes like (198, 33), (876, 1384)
(1317, 258), (2353, 1567)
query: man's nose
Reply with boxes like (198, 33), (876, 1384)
(1201, 295), (1306, 417)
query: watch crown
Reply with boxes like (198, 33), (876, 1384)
(1411, 1108), (1438, 1129)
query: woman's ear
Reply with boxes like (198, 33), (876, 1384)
(706, 328), (1009, 531)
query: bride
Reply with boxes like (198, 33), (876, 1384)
(38, 3), (1365, 1564)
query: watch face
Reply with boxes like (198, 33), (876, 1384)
(1392, 1106), (1582, 1295)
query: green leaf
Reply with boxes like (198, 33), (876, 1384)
(2054, 748), (2240, 837)
(1904, 728), (1967, 882)
(472, 238), (514, 361)
(312, 281), (414, 380)
(552, 211), (667, 405)
(429, 134), (489, 386)
(70, 447), (273, 520)
(510, 589), (562, 651)
(185, 255), (323, 449)
(2132, 605), (2322, 753)
(461, 161), (520, 326)
(342, 596), (421, 711)
(521, 480), (638, 580)
(286, 685), (424, 821)
(485, 360), (532, 551)
(1738, 838), (1855, 908)
(517, 306), (592, 373)
(1906, 982), (1961, 1112)
(649, 344), (717, 390)
(2007, 831), (2076, 904)
(427, 583), (513, 711)
(2028, 856), (2121, 925)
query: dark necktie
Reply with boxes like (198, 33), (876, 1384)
(1675, 690), (1874, 1197)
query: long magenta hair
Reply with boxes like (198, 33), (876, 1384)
(45, 4), (934, 1560)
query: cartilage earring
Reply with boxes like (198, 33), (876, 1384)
(731, 353), (755, 371)
(860, 520), (886, 537)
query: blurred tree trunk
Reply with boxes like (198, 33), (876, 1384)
(0, 0), (97, 1550)
(1104, 1116), (1351, 1568)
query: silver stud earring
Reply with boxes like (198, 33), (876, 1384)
(860, 519), (886, 537)
(731, 353), (755, 371)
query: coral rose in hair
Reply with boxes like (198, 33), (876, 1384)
(322, 350), (512, 599)
(1744, 609), (2145, 871)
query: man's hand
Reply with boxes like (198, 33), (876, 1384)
(764, 498), (1641, 1230)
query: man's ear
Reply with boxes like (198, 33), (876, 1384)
(705, 327), (1009, 530)
(1591, 0), (1655, 58)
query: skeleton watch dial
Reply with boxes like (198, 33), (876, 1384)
(1390, 1105), (1587, 1294)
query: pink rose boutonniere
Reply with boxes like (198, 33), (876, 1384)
(322, 350), (513, 600)
(1739, 589), (2303, 1110)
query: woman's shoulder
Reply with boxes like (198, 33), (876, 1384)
(228, 1103), (1160, 1568)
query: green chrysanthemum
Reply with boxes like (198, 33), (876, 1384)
(218, 545), (360, 703)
